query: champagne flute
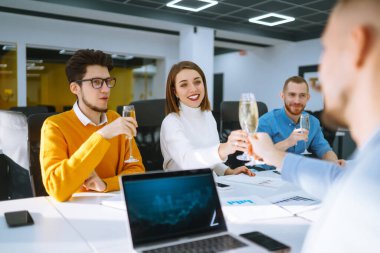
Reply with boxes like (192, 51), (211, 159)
(299, 114), (312, 155)
(237, 101), (253, 162)
(239, 93), (262, 166)
(123, 105), (139, 163)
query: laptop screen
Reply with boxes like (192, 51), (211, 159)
(121, 169), (227, 247)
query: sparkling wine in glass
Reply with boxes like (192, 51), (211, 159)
(239, 93), (262, 166)
(123, 105), (139, 163)
(237, 101), (253, 162)
(300, 114), (311, 155)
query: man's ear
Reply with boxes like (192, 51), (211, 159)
(70, 82), (80, 95)
(280, 91), (284, 100)
(351, 25), (372, 69)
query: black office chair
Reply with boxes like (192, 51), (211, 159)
(63, 105), (73, 111)
(27, 112), (57, 196)
(38, 105), (56, 112)
(0, 110), (34, 200)
(0, 153), (34, 200)
(118, 99), (166, 171)
(0, 152), (8, 200)
(308, 110), (336, 147)
(10, 106), (49, 117)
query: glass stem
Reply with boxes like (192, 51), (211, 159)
(129, 137), (133, 158)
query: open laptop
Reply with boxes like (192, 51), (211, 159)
(120, 168), (267, 253)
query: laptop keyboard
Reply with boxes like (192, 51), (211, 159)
(142, 234), (247, 253)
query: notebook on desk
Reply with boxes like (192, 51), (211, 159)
(119, 168), (267, 253)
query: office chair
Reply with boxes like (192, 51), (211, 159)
(0, 152), (7, 200)
(38, 104), (56, 113)
(308, 110), (336, 147)
(0, 110), (33, 200)
(27, 112), (57, 196)
(10, 106), (49, 117)
(63, 105), (73, 111)
(118, 99), (166, 171)
(0, 154), (34, 200)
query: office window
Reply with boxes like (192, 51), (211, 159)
(26, 46), (156, 112)
(0, 42), (17, 110)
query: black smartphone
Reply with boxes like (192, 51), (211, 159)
(216, 182), (232, 190)
(240, 231), (290, 253)
(4, 210), (34, 227)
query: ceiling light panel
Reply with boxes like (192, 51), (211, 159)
(166, 0), (218, 12)
(249, 13), (295, 27)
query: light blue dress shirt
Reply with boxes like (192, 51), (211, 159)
(282, 129), (380, 252)
(257, 107), (332, 158)
(281, 153), (344, 200)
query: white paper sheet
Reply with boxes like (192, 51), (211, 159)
(267, 191), (321, 215)
(221, 195), (291, 223)
(295, 207), (322, 222)
(223, 174), (285, 188)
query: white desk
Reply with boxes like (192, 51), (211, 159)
(0, 197), (93, 253)
(0, 171), (313, 253)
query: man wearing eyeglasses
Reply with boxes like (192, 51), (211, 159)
(40, 49), (145, 202)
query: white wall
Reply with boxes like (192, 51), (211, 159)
(180, 26), (215, 106)
(214, 39), (323, 112)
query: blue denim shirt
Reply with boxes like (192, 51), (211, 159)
(257, 107), (332, 158)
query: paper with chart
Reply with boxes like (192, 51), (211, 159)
(221, 195), (291, 223)
(223, 174), (285, 188)
(267, 191), (321, 215)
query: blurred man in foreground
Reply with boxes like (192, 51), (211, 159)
(250, 0), (380, 252)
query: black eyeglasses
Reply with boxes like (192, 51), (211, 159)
(75, 77), (116, 89)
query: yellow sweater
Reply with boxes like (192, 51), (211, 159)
(40, 110), (145, 201)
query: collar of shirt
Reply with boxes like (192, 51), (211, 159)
(179, 102), (203, 118)
(354, 127), (380, 158)
(279, 107), (299, 127)
(73, 101), (108, 126)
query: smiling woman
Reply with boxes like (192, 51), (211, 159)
(160, 61), (255, 177)
(174, 69), (205, 108)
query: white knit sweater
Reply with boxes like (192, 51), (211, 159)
(160, 102), (228, 176)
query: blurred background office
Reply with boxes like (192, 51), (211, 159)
(0, 0), (355, 162)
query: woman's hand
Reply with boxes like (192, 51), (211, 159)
(224, 166), (255, 176)
(219, 130), (249, 160)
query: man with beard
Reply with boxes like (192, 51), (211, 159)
(257, 76), (340, 162)
(250, 0), (380, 251)
(40, 49), (145, 202)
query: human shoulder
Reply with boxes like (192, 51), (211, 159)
(162, 112), (180, 126)
(260, 109), (278, 122)
(161, 113), (182, 134)
(307, 112), (320, 123)
(44, 110), (74, 126)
